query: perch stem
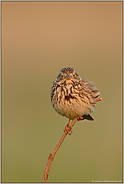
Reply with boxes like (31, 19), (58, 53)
(42, 117), (78, 183)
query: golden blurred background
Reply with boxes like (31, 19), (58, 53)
(1, 1), (122, 183)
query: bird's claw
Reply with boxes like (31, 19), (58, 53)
(77, 116), (83, 121)
(64, 124), (73, 135)
(63, 119), (73, 135)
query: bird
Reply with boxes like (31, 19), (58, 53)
(50, 67), (102, 134)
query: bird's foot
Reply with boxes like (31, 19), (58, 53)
(96, 97), (102, 102)
(77, 116), (84, 121)
(64, 119), (73, 135)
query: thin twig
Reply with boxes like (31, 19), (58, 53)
(42, 117), (78, 183)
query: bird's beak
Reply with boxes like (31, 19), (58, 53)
(66, 74), (71, 80)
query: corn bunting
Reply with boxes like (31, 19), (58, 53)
(50, 67), (102, 134)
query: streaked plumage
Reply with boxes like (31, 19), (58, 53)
(50, 67), (101, 121)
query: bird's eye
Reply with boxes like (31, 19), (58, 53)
(73, 74), (76, 77)
(61, 74), (63, 78)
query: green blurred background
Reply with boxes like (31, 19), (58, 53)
(1, 1), (122, 183)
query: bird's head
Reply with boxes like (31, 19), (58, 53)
(58, 67), (79, 80)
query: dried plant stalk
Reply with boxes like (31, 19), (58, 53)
(42, 117), (78, 183)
